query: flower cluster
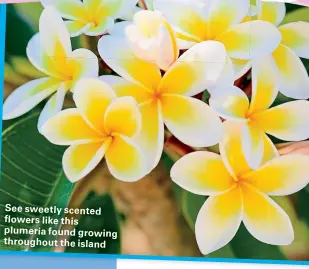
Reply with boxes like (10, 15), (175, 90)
(3, 0), (309, 256)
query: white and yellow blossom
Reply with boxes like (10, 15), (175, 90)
(255, 0), (309, 98)
(171, 121), (309, 255)
(41, 0), (139, 37)
(210, 58), (309, 169)
(41, 78), (147, 183)
(2, 7), (98, 130)
(154, 0), (282, 79)
(123, 10), (179, 71)
(98, 35), (226, 171)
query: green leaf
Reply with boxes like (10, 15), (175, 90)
(66, 192), (121, 254)
(282, 7), (309, 24)
(13, 3), (43, 32)
(296, 189), (309, 226)
(0, 112), (74, 251)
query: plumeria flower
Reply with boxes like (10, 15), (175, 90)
(41, 0), (139, 37)
(171, 121), (309, 255)
(41, 78), (147, 183)
(123, 10), (179, 71)
(98, 35), (226, 171)
(210, 58), (309, 169)
(2, 7), (98, 130)
(255, 0), (309, 98)
(153, 0), (282, 79)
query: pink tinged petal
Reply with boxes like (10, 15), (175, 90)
(242, 184), (294, 245)
(272, 44), (309, 99)
(85, 17), (115, 36)
(195, 187), (243, 255)
(279, 22), (309, 59)
(73, 78), (116, 133)
(241, 124), (264, 170)
(63, 141), (111, 183)
(65, 21), (92, 37)
(209, 85), (249, 121)
(99, 75), (152, 104)
(40, 109), (103, 146)
(2, 78), (59, 120)
(258, 1), (286, 26)
(253, 100), (309, 141)
(159, 41), (227, 96)
(41, 0), (87, 21)
(135, 101), (164, 171)
(208, 0), (250, 38)
(104, 96), (142, 138)
(245, 155), (309, 196)
(39, 7), (72, 57)
(217, 20), (282, 60)
(38, 85), (67, 132)
(161, 94), (224, 147)
(106, 135), (147, 182)
(249, 57), (278, 114)
(98, 35), (161, 91)
(170, 151), (235, 196)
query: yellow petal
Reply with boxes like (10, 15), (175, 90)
(252, 100), (309, 141)
(161, 94), (224, 147)
(106, 135), (147, 182)
(242, 183), (294, 245)
(41, 109), (102, 145)
(85, 17), (114, 36)
(159, 41), (227, 96)
(104, 97), (142, 138)
(249, 57), (278, 114)
(258, 1), (286, 26)
(208, 0), (250, 38)
(230, 57), (251, 80)
(170, 151), (235, 196)
(279, 22), (309, 59)
(65, 21), (91, 37)
(244, 155), (309, 196)
(262, 134), (279, 164)
(218, 20), (281, 60)
(63, 141), (110, 183)
(73, 78), (116, 133)
(209, 85), (249, 120)
(272, 44), (309, 99)
(99, 75), (152, 104)
(98, 35), (161, 91)
(195, 186), (243, 255)
(135, 100), (164, 171)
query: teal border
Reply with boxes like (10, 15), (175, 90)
(0, 2), (309, 267)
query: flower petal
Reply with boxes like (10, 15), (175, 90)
(104, 97), (142, 138)
(253, 100), (309, 141)
(2, 78), (59, 120)
(159, 41), (227, 96)
(65, 21), (91, 37)
(230, 57), (251, 80)
(242, 123), (264, 170)
(195, 187), (243, 255)
(258, 1), (286, 26)
(98, 35), (161, 91)
(106, 135), (147, 182)
(249, 57), (278, 114)
(208, 0), (250, 38)
(99, 75), (152, 103)
(209, 85), (249, 121)
(245, 155), (309, 196)
(38, 85), (66, 132)
(272, 44), (309, 99)
(85, 17), (115, 36)
(73, 78), (116, 133)
(262, 134), (279, 164)
(162, 94), (224, 147)
(217, 20), (281, 60)
(279, 22), (309, 59)
(41, 109), (102, 145)
(154, 0), (208, 43)
(170, 151), (235, 196)
(242, 183), (294, 245)
(135, 101), (164, 171)
(63, 141), (110, 183)
(41, 0), (87, 21)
